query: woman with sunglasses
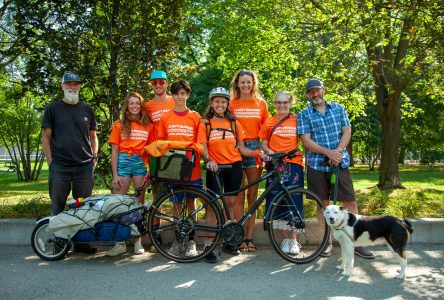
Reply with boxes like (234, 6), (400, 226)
(229, 70), (269, 252)
(258, 91), (304, 255)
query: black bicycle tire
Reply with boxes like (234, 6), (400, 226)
(31, 219), (70, 261)
(148, 186), (223, 263)
(266, 188), (330, 264)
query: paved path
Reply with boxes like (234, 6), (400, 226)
(1, 244), (443, 299)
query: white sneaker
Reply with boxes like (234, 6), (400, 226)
(289, 239), (300, 255)
(134, 240), (145, 255)
(168, 241), (181, 256)
(185, 240), (198, 257)
(106, 242), (126, 256)
(280, 239), (291, 253)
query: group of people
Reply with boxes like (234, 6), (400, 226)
(41, 69), (375, 262)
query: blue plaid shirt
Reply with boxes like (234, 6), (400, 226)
(297, 101), (351, 172)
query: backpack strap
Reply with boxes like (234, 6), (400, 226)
(205, 118), (239, 148)
(268, 113), (295, 140)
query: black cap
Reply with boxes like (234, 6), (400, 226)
(305, 78), (323, 93)
(62, 72), (81, 84)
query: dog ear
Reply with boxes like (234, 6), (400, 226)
(339, 206), (346, 211)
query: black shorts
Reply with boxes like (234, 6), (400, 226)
(206, 161), (243, 194)
(307, 167), (356, 202)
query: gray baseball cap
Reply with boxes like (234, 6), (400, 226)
(305, 78), (323, 93)
(62, 72), (81, 84)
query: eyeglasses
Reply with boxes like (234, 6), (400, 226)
(275, 101), (290, 105)
(151, 80), (166, 86)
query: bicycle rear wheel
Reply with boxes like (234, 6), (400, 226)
(148, 186), (223, 263)
(31, 219), (70, 261)
(266, 188), (329, 264)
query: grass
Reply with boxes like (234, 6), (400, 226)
(0, 163), (443, 218)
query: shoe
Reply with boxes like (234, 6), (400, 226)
(204, 247), (218, 264)
(288, 239), (300, 255)
(354, 246), (375, 259)
(73, 244), (97, 254)
(239, 241), (249, 252)
(223, 244), (240, 256)
(168, 241), (181, 256)
(106, 242), (126, 256)
(185, 240), (197, 257)
(280, 239), (291, 253)
(148, 245), (158, 253)
(320, 244), (332, 257)
(245, 239), (257, 252)
(134, 240), (145, 255)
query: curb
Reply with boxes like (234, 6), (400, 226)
(2, 217), (444, 246)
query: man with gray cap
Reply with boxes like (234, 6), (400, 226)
(297, 78), (374, 259)
(42, 72), (98, 220)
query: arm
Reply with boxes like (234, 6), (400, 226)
(42, 128), (53, 166)
(238, 140), (266, 159)
(202, 143), (218, 172)
(260, 140), (274, 155)
(336, 126), (351, 151)
(89, 130), (99, 167)
(300, 133), (342, 165)
(111, 144), (123, 190)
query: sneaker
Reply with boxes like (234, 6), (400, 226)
(185, 240), (197, 257)
(280, 239), (291, 253)
(223, 244), (240, 256)
(320, 244), (332, 257)
(204, 247), (218, 264)
(134, 240), (145, 255)
(288, 239), (300, 255)
(106, 242), (126, 256)
(168, 241), (181, 256)
(354, 246), (375, 259)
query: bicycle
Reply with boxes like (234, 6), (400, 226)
(147, 148), (330, 264)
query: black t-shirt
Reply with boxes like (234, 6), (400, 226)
(41, 100), (97, 166)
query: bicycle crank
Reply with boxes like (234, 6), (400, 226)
(221, 223), (245, 247)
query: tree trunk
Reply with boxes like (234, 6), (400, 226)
(375, 85), (404, 189)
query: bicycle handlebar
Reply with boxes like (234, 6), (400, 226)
(203, 164), (233, 173)
(267, 148), (301, 162)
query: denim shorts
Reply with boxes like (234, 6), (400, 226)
(167, 179), (203, 203)
(117, 153), (147, 177)
(242, 139), (261, 169)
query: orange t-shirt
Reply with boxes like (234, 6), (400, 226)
(229, 98), (269, 140)
(258, 115), (303, 165)
(158, 110), (205, 180)
(108, 121), (152, 156)
(144, 96), (175, 143)
(199, 118), (246, 165)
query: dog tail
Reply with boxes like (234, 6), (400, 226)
(402, 219), (414, 234)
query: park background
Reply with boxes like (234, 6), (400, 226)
(0, 0), (442, 217)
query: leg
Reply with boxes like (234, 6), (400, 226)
(132, 175), (146, 204)
(244, 166), (262, 251)
(71, 163), (94, 200)
(49, 163), (73, 215)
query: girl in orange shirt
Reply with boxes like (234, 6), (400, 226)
(107, 92), (151, 256)
(201, 87), (264, 262)
(229, 70), (269, 252)
(259, 91), (304, 255)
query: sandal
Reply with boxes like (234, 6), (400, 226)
(239, 241), (249, 252)
(245, 239), (257, 252)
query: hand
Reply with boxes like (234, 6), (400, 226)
(327, 149), (342, 166)
(206, 160), (218, 172)
(112, 176), (123, 191)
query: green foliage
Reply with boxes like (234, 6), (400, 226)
(0, 196), (51, 218)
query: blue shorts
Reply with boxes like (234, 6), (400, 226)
(265, 163), (304, 220)
(242, 139), (261, 169)
(117, 153), (147, 177)
(167, 179), (203, 203)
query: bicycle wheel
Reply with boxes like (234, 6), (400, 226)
(31, 219), (70, 261)
(148, 186), (223, 263)
(266, 188), (330, 264)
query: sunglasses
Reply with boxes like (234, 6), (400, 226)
(151, 80), (166, 86)
(275, 101), (290, 105)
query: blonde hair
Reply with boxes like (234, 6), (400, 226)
(275, 91), (293, 103)
(230, 70), (261, 100)
(121, 92), (150, 138)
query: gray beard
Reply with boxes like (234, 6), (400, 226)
(312, 98), (323, 105)
(64, 90), (79, 104)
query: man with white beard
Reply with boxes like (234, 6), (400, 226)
(42, 73), (98, 223)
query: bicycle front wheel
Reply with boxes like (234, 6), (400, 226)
(148, 186), (223, 263)
(266, 188), (330, 264)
